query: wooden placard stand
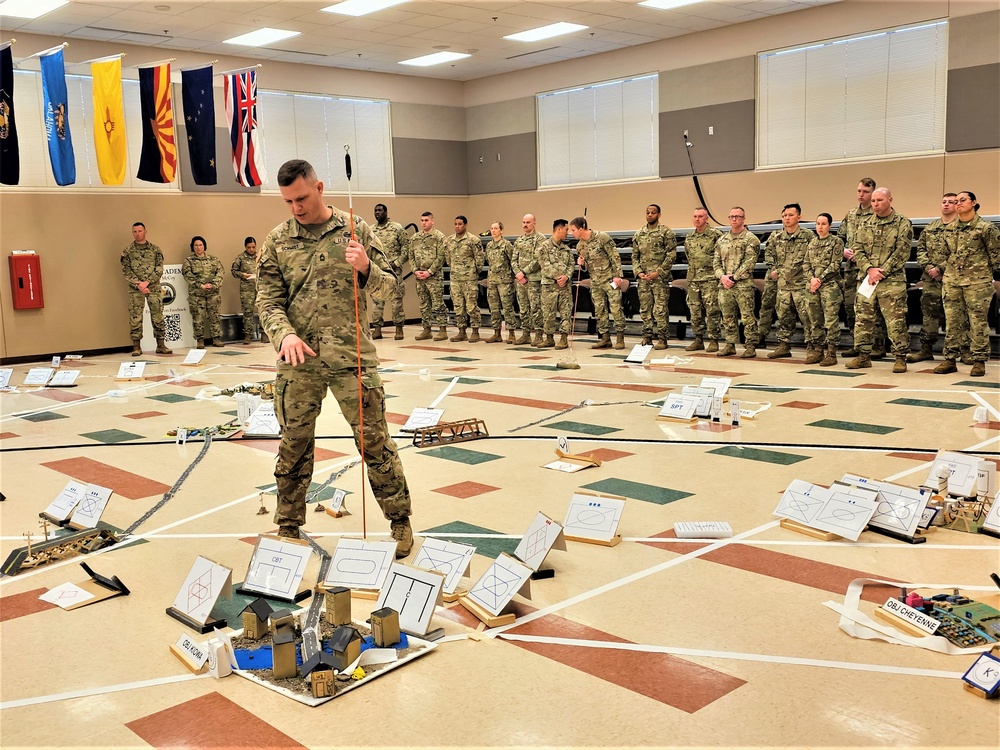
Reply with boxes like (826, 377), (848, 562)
(442, 587), (468, 603)
(165, 606), (229, 634)
(564, 532), (622, 547)
(318, 583), (379, 601)
(865, 525), (927, 545)
(554, 448), (602, 469)
(779, 518), (841, 541)
(871, 606), (933, 638)
(458, 596), (516, 628)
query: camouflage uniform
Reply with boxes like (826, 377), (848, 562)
(852, 210), (913, 356)
(182, 253), (225, 341)
(120, 240), (167, 340)
(941, 214), (1000, 364)
(914, 218), (955, 351)
(445, 232), (485, 330)
(631, 223), (676, 342)
(539, 238), (574, 335)
(577, 230), (626, 336)
(756, 263), (778, 344)
(713, 229), (760, 345)
(683, 226), (723, 340)
(512, 231), (544, 336)
(804, 234), (845, 349)
(256, 206), (410, 530)
(839, 204), (885, 350)
(371, 220), (408, 328)
(766, 226), (819, 347)
(408, 228), (448, 327)
(485, 237), (520, 330)
(231, 251), (259, 341)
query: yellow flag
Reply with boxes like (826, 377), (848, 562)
(91, 58), (126, 185)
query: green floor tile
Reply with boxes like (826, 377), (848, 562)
(81, 428), (145, 444)
(580, 478), (693, 505)
(256, 481), (349, 505)
(524, 364), (558, 371)
(731, 383), (799, 393)
(420, 445), (502, 465)
(888, 398), (971, 411)
(146, 393), (195, 403)
(707, 445), (811, 466)
(955, 380), (1000, 389)
(436, 356), (478, 362)
(543, 420), (621, 436)
(594, 353), (626, 359)
(799, 369), (865, 377)
(20, 411), (69, 422)
(210, 350), (249, 356)
(807, 418), (900, 435)
(510, 346), (541, 352)
(437, 377), (491, 385)
(222, 410), (238, 416)
(418, 520), (518, 560)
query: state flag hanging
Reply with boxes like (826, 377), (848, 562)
(91, 57), (126, 185)
(180, 65), (217, 185)
(0, 44), (20, 185)
(137, 62), (177, 183)
(224, 68), (266, 187)
(39, 47), (75, 186)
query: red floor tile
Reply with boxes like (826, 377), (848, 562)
(0, 588), (57, 623)
(0, 431), (20, 439)
(586, 448), (633, 462)
(690, 421), (738, 432)
(779, 400), (826, 409)
(455, 392), (575, 411)
(549, 376), (668, 393)
(433, 481), (500, 499)
(975, 421), (1000, 430)
(446, 367), (477, 372)
(401, 345), (466, 353)
(521, 355), (551, 360)
(124, 411), (167, 420)
(887, 452), (936, 462)
(31, 389), (88, 403)
(127, 691), (306, 749)
(637, 528), (710, 553)
(171, 379), (211, 388)
(41, 457), (171, 500)
(232, 440), (346, 462)
(506, 614), (746, 713)
(674, 366), (749, 377)
(385, 412), (409, 425)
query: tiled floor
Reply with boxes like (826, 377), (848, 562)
(1, 333), (997, 750)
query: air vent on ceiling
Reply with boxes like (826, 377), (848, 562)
(86, 26), (172, 39)
(506, 46), (559, 60)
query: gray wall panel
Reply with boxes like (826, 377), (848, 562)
(946, 63), (1000, 152)
(659, 57), (755, 113)
(467, 133), (537, 195)
(392, 138), (468, 195)
(660, 100), (755, 177)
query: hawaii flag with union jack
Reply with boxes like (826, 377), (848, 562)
(224, 69), (266, 187)
(136, 62), (177, 183)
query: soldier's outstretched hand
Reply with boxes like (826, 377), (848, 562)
(278, 334), (316, 366)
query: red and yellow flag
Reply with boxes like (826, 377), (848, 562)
(137, 62), (177, 183)
(91, 57), (126, 185)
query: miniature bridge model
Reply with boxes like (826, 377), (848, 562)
(412, 418), (489, 448)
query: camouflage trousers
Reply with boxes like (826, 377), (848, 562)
(637, 278), (669, 339)
(189, 292), (222, 340)
(541, 283), (572, 335)
(853, 276), (908, 355)
(371, 276), (405, 327)
(757, 275), (777, 341)
(917, 276), (943, 347)
(272, 364), (411, 528)
(414, 276), (447, 327)
(805, 280), (843, 348)
(777, 283), (820, 345)
(846, 267), (886, 349)
(943, 281), (993, 362)
(718, 280), (758, 344)
(487, 281), (520, 329)
(516, 279), (543, 333)
(686, 279), (721, 340)
(239, 285), (258, 339)
(590, 278), (626, 335)
(451, 279), (481, 329)
(127, 286), (166, 340)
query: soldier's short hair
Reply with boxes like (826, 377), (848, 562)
(455, 215), (468, 225)
(942, 192), (957, 198)
(553, 219), (569, 230)
(244, 236), (256, 246)
(492, 221), (504, 231)
(421, 211), (433, 218)
(569, 216), (588, 230)
(375, 203), (388, 212)
(190, 235), (208, 251)
(818, 213), (833, 225)
(132, 222), (145, 229)
(693, 206), (708, 214)
(731, 206), (746, 216)
(277, 159), (317, 187)
(859, 177), (876, 189)
(648, 204), (661, 213)
(782, 203), (801, 215)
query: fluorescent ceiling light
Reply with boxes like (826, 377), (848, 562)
(322, 0), (408, 17)
(0, 0), (68, 19)
(223, 28), (301, 47)
(638, 0), (702, 10)
(399, 51), (470, 67)
(504, 22), (588, 43)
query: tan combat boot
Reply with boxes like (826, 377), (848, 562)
(653, 337), (667, 350)
(538, 334), (555, 349)
(390, 518), (413, 559)
(907, 343), (933, 363)
(845, 353), (871, 369)
(641, 335), (652, 346)
(933, 359), (957, 374)
(970, 362), (986, 377)
(717, 343), (736, 357)
(614, 332), (625, 350)
(131, 340), (142, 357)
(555, 334), (569, 350)
(155, 339), (172, 354)
(803, 345), (823, 365)
(506, 329), (516, 344)
(450, 328), (467, 342)
(740, 345), (756, 359)
(767, 342), (792, 359)
(468, 328), (480, 343)
(515, 330), (531, 345)
(414, 325), (432, 341)
(485, 328), (502, 343)
(819, 346), (837, 367)
(211, 338), (225, 347)
(592, 333), (612, 349)
(685, 336), (704, 352)
(394, 325), (404, 340)
(892, 356), (907, 374)
(705, 340), (719, 353)
(433, 326), (448, 341)
(196, 339), (205, 349)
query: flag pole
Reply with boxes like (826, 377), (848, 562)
(68, 53), (125, 68)
(216, 63), (262, 76)
(178, 60), (218, 72)
(129, 57), (176, 69)
(21, 42), (68, 60)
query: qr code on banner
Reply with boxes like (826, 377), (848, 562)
(165, 313), (183, 342)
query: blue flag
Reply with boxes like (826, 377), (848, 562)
(181, 65), (217, 185)
(39, 48), (75, 186)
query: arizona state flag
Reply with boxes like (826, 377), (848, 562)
(180, 65), (216, 185)
(39, 48), (75, 186)
(91, 57), (126, 185)
(0, 44), (19, 185)
(137, 62), (177, 183)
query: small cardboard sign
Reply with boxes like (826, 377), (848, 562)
(182, 348), (207, 365)
(624, 344), (653, 364)
(24, 367), (54, 386)
(401, 407), (444, 433)
(881, 597), (940, 634)
(115, 361), (146, 381)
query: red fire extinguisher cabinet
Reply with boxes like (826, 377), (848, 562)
(10, 254), (44, 309)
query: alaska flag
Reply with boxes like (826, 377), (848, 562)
(137, 63), (177, 183)
(0, 45), (19, 185)
(39, 48), (75, 186)
(181, 65), (216, 185)
(224, 69), (266, 187)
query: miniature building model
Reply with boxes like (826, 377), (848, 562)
(270, 609), (298, 679)
(370, 606), (401, 647)
(329, 625), (361, 672)
(240, 598), (274, 640)
(324, 586), (351, 627)
(309, 668), (334, 698)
